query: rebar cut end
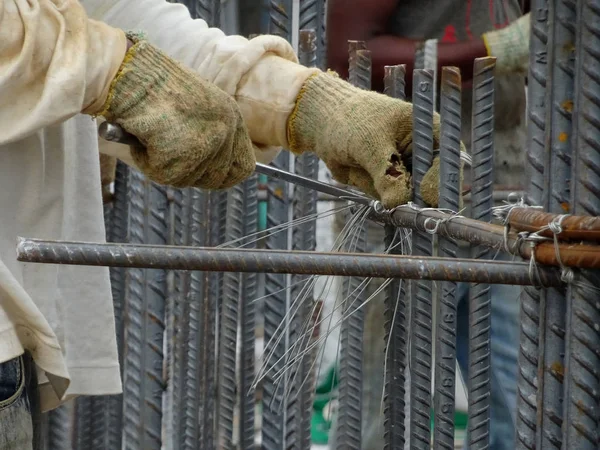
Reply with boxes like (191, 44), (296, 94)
(16, 236), (29, 261)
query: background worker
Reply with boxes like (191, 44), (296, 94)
(0, 0), (446, 447)
(318, 1), (531, 449)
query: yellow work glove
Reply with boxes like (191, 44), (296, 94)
(482, 14), (530, 75)
(287, 72), (446, 209)
(99, 154), (117, 204)
(92, 34), (255, 190)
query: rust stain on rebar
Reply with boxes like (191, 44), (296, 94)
(562, 100), (574, 113)
(559, 132), (569, 142)
(549, 361), (564, 382)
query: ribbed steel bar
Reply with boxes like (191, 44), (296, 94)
(299, 0), (325, 68)
(408, 68), (436, 450)
(292, 28), (320, 450)
(261, 128), (291, 448)
(46, 404), (72, 450)
(382, 64), (408, 450)
(537, 0), (576, 446)
(516, 2), (549, 447)
(507, 208), (600, 240)
(122, 170), (168, 450)
(173, 189), (192, 450)
(190, 1), (223, 445)
(371, 205), (600, 269)
(433, 66), (462, 450)
(238, 175), (259, 450)
(74, 397), (95, 450)
(202, 190), (226, 449)
(89, 162), (129, 450)
(16, 238), (566, 286)
(562, 0), (600, 447)
(468, 57), (496, 450)
(335, 45), (370, 450)
(217, 187), (245, 448)
(193, 0), (220, 27)
(262, 2), (294, 447)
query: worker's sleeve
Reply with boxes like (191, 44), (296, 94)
(83, 0), (319, 151)
(0, 0), (127, 145)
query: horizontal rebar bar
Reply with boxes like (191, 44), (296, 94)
(16, 237), (564, 286)
(508, 207), (600, 241)
(371, 206), (600, 269)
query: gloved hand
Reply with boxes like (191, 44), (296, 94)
(90, 34), (255, 190)
(99, 154), (117, 204)
(482, 14), (530, 75)
(287, 71), (447, 209)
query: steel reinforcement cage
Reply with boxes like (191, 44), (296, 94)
(21, 0), (600, 449)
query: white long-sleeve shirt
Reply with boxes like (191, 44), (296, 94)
(0, 0), (317, 411)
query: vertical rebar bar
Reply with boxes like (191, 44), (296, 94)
(299, 0), (326, 69)
(408, 68), (436, 450)
(537, 0), (575, 447)
(74, 397), (95, 450)
(468, 57), (496, 450)
(46, 404), (72, 450)
(261, 1), (294, 448)
(193, 0), (220, 27)
(122, 170), (168, 450)
(89, 162), (129, 450)
(260, 87), (292, 450)
(292, 28), (320, 450)
(433, 66), (462, 450)
(238, 175), (259, 450)
(217, 187), (245, 448)
(516, 1), (549, 447)
(190, 2), (223, 446)
(203, 190), (226, 449)
(562, 0), (600, 447)
(335, 45), (370, 450)
(382, 64), (408, 450)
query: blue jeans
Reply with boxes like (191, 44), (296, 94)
(0, 354), (41, 450)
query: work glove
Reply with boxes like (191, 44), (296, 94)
(91, 35), (255, 190)
(482, 14), (530, 75)
(99, 154), (117, 204)
(287, 71), (450, 209)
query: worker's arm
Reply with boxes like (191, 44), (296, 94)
(83, 0), (318, 162)
(0, 0), (127, 145)
(326, 0), (487, 92)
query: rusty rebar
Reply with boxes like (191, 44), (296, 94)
(15, 238), (565, 287)
(508, 208), (600, 241)
(371, 206), (600, 269)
